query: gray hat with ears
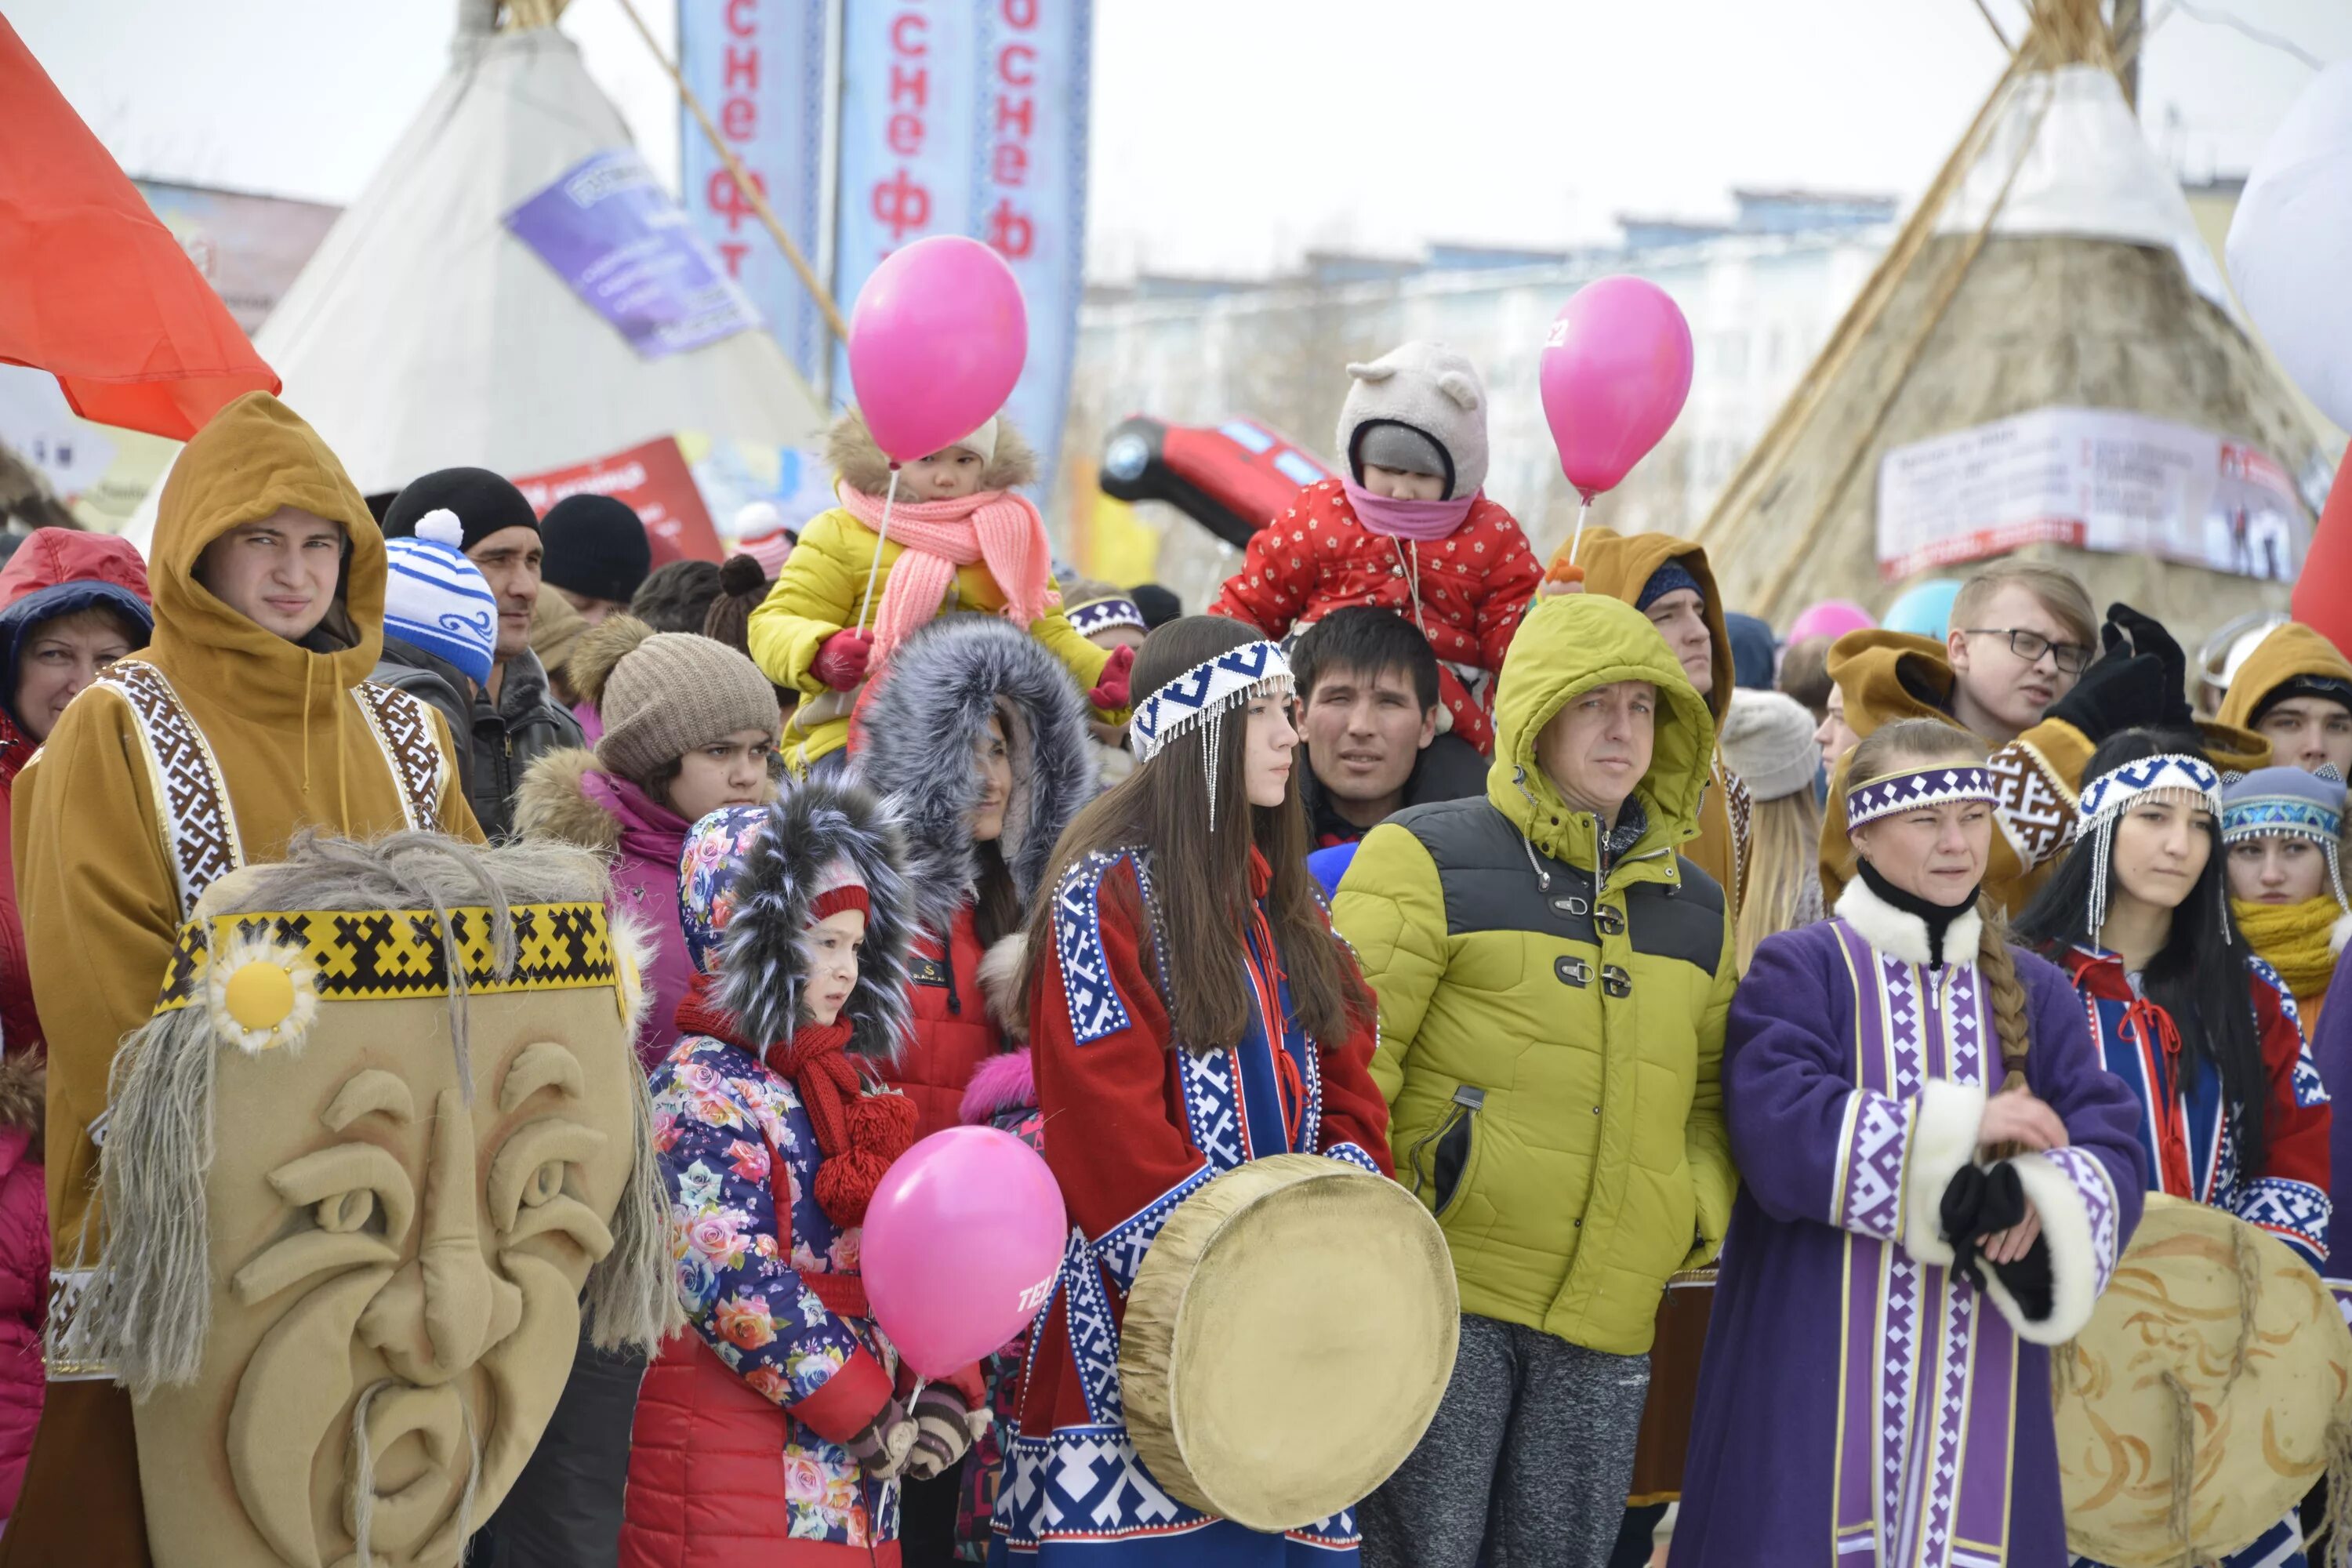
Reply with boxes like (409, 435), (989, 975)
(1336, 341), (1490, 501)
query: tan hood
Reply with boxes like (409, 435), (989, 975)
(1563, 525), (1733, 719)
(1827, 630), (1953, 739)
(145, 393), (383, 720)
(2218, 621), (2352, 732)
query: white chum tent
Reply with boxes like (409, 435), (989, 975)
(125, 9), (824, 546)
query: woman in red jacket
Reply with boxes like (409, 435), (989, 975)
(850, 613), (1098, 1138)
(849, 612), (1098, 1562)
(0, 529), (151, 1055)
(989, 615), (1393, 1565)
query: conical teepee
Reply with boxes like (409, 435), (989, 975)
(140, 1), (822, 532)
(1697, 0), (2326, 643)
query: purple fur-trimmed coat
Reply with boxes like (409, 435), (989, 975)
(1670, 879), (2147, 1568)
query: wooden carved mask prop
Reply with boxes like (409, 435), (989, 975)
(70, 833), (678, 1568)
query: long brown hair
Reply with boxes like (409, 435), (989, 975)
(1733, 787), (1821, 972)
(1846, 719), (2031, 1088)
(1024, 616), (1370, 1051)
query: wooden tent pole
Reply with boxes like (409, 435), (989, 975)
(611, 0), (852, 344)
(1750, 71), (2063, 615)
(1693, 43), (2026, 554)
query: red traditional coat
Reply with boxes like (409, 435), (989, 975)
(990, 848), (1393, 1563)
(1207, 480), (1542, 755)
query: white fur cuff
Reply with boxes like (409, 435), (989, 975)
(1976, 1149), (2108, 1345)
(1902, 1079), (1987, 1268)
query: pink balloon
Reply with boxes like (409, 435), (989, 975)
(862, 1126), (1066, 1377)
(1786, 599), (1876, 644)
(1539, 276), (1694, 501)
(848, 236), (1029, 466)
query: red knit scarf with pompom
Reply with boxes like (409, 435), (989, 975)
(676, 988), (917, 1227)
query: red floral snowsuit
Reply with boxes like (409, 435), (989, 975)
(1207, 480), (1543, 756)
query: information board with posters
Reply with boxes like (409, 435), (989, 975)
(1876, 406), (2307, 583)
(512, 435), (724, 564)
(505, 150), (763, 360)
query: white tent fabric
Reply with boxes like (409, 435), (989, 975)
(1935, 65), (2238, 322)
(125, 22), (823, 549)
(2230, 59), (2352, 434)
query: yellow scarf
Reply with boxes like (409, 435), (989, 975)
(2230, 895), (2347, 1029)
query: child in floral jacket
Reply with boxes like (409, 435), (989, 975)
(620, 782), (985, 1567)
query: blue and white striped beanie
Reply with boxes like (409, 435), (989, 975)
(383, 511), (498, 688)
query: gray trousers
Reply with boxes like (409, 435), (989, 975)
(1359, 1313), (1651, 1568)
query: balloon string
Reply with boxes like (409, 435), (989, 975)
(1567, 496), (1592, 567)
(856, 466), (901, 633)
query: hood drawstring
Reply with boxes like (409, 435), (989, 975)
(1392, 538), (1427, 637)
(295, 655), (355, 834)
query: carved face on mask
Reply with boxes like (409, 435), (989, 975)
(78, 844), (672, 1568)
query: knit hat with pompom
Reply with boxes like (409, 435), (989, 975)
(572, 614), (782, 787)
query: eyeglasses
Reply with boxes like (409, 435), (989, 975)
(1959, 627), (2094, 675)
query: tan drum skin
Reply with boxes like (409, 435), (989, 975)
(1117, 1153), (1460, 1531)
(2053, 1194), (2351, 1568)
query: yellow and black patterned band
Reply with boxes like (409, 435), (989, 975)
(154, 902), (619, 1015)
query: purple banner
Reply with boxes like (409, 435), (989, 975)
(506, 149), (762, 360)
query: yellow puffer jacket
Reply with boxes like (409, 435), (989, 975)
(745, 412), (1114, 771)
(1332, 593), (1737, 1356)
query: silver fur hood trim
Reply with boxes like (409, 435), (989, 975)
(712, 779), (918, 1061)
(850, 612), (1098, 937)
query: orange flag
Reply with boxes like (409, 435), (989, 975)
(0, 16), (279, 439)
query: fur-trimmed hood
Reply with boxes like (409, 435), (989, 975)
(682, 779), (917, 1061)
(826, 408), (1040, 499)
(850, 614), (1098, 937)
(514, 747), (623, 854)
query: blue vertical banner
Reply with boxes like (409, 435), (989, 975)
(678, 0), (829, 379)
(682, 0), (1093, 493)
(833, 0), (1093, 491)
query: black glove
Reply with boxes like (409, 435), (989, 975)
(1939, 1160), (2054, 1321)
(2045, 652), (2170, 744)
(2100, 603), (2194, 727)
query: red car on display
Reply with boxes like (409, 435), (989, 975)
(1098, 414), (1332, 549)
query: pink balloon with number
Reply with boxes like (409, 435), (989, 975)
(1539, 276), (1694, 501)
(847, 235), (1029, 465)
(861, 1125), (1066, 1377)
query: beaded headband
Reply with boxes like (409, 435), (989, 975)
(1844, 764), (1998, 832)
(2076, 753), (2223, 939)
(1067, 596), (1145, 639)
(153, 903), (629, 1053)
(1128, 639), (1294, 830)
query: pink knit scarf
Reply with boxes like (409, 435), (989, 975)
(838, 482), (1053, 661)
(1341, 477), (1478, 542)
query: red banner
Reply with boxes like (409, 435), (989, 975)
(513, 435), (724, 564)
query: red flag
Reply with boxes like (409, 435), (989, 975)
(2292, 442), (2352, 655)
(0, 16), (278, 439)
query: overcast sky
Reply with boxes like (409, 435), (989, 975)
(10, 0), (2349, 278)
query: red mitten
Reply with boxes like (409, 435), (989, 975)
(813, 630), (873, 691)
(1087, 644), (1136, 711)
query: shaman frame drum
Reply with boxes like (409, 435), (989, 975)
(1117, 1153), (1458, 1531)
(2054, 1195), (2352, 1568)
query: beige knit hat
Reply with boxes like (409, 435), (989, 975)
(1719, 688), (1821, 803)
(572, 615), (782, 787)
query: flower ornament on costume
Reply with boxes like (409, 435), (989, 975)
(2077, 752), (2225, 937)
(205, 931), (320, 1054)
(1126, 639), (1294, 829)
(2221, 763), (2350, 913)
(1842, 764), (1999, 833)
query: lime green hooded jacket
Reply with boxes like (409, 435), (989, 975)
(1331, 593), (1737, 1356)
